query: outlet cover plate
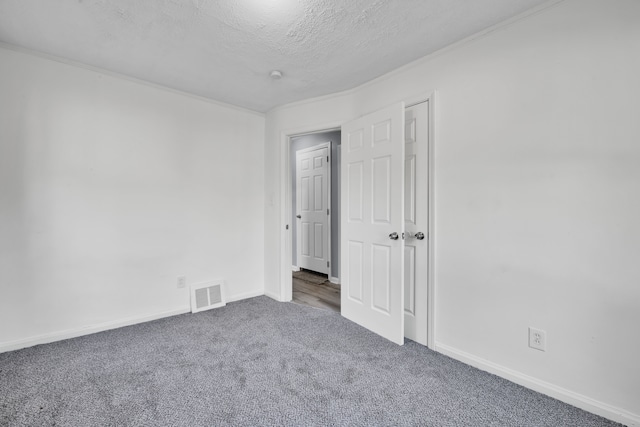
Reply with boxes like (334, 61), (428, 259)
(177, 275), (186, 289)
(529, 327), (546, 352)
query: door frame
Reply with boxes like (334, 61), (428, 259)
(278, 91), (437, 349)
(293, 142), (332, 276)
(280, 124), (342, 305)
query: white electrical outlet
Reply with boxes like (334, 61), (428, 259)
(529, 327), (546, 352)
(177, 276), (186, 289)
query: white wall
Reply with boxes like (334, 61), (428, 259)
(264, 0), (640, 423)
(0, 46), (265, 350)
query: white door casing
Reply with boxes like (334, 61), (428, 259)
(296, 144), (330, 274)
(341, 102), (405, 345)
(404, 101), (429, 346)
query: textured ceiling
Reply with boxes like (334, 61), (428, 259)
(0, 0), (550, 112)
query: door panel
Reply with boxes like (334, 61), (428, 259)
(404, 245), (416, 315)
(371, 244), (391, 313)
(314, 176), (323, 210)
(314, 223), (323, 257)
(372, 156), (392, 223)
(296, 145), (330, 274)
(341, 102), (405, 345)
(348, 162), (364, 221)
(301, 223), (310, 256)
(403, 101), (429, 346)
(301, 176), (309, 210)
(405, 156), (416, 224)
(348, 241), (364, 301)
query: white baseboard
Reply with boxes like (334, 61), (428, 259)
(226, 289), (264, 303)
(0, 288), (268, 354)
(0, 306), (190, 354)
(329, 276), (340, 285)
(435, 342), (639, 427)
(291, 266), (300, 272)
(264, 290), (288, 302)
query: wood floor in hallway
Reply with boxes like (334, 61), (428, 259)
(292, 269), (340, 312)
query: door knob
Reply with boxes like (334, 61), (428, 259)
(296, 215), (301, 219)
(389, 232), (399, 240)
(406, 231), (425, 240)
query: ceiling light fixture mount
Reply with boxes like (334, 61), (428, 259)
(270, 70), (283, 80)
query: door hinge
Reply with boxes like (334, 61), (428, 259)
(327, 208), (330, 215)
(327, 155), (329, 162)
(286, 224), (289, 230)
(327, 261), (330, 267)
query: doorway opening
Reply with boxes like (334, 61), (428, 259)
(279, 92), (435, 348)
(289, 130), (341, 312)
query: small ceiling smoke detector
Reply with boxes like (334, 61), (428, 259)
(270, 70), (283, 80)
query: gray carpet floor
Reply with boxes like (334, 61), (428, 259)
(0, 296), (622, 426)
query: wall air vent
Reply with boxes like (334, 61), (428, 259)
(190, 280), (226, 313)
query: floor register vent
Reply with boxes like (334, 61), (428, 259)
(191, 280), (226, 313)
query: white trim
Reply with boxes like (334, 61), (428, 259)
(0, 42), (264, 118)
(291, 266), (301, 272)
(329, 276), (340, 285)
(265, 290), (287, 302)
(0, 307), (190, 354)
(266, 0), (563, 116)
(427, 92), (437, 351)
(337, 143), (342, 284)
(270, 88), (356, 116)
(331, 1), (565, 104)
(281, 122), (344, 303)
(226, 289), (265, 303)
(401, 92), (437, 350)
(435, 342), (640, 427)
(0, 290), (264, 354)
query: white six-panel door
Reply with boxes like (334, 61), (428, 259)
(341, 102), (405, 345)
(296, 144), (330, 274)
(403, 101), (429, 346)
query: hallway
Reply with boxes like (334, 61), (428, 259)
(292, 270), (340, 313)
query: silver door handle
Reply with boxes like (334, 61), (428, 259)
(389, 232), (399, 240)
(406, 231), (425, 240)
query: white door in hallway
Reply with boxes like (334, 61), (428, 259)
(403, 101), (429, 346)
(296, 144), (330, 275)
(341, 102), (405, 345)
